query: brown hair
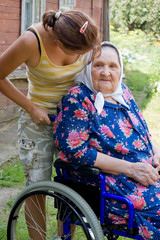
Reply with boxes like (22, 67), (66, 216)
(43, 10), (100, 51)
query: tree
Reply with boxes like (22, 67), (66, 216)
(110, 0), (160, 38)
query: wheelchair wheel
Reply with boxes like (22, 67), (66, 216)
(7, 181), (104, 240)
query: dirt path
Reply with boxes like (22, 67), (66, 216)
(0, 187), (20, 207)
(0, 185), (21, 230)
(0, 187), (21, 240)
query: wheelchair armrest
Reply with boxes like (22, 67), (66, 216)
(54, 158), (101, 175)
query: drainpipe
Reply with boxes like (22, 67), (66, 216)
(91, 0), (94, 18)
(103, 0), (110, 41)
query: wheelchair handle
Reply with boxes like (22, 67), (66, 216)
(48, 114), (56, 122)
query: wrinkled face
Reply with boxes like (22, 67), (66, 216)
(91, 47), (121, 94)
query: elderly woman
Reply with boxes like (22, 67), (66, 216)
(54, 42), (160, 239)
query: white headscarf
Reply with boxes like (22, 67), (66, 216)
(76, 41), (129, 115)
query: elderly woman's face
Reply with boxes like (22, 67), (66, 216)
(91, 47), (121, 94)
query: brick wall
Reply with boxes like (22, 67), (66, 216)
(74, 0), (103, 39)
(45, 0), (103, 38)
(46, 0), (59, 11)
(0, 0), (21, 54)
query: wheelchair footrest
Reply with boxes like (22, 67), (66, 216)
(103, 219), (139, 237)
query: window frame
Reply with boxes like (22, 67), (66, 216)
(21, 0), (46, 33)
(59, 0), (76, 11)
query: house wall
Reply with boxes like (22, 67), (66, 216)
(0, 79), (28, 128)
(73, 0), (103, 39)
(0, 0), (21, 54)
(46, 0), (59, 10)
(0, 0), (103, 127)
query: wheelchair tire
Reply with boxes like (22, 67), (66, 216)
(7, 181), (104, 240)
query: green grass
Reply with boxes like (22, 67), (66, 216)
(0, 156), (25, 187)
(0, 157), (25, 240)
(143, 94), (160, 147)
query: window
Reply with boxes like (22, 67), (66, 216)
(21, 0), (46, 33)
(59, 0), (76, 11)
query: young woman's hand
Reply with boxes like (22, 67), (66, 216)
(29, 104), (51, 125)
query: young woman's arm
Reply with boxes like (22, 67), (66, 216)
(0, 31), (51, 125)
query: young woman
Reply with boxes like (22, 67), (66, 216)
(0, 9), (99, 239)
(0, 9), (99, 184)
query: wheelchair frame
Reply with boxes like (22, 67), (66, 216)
(54, 158), (143, 240)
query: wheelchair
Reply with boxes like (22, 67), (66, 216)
(7, 158), (143, 240)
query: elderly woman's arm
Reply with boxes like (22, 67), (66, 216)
(94, 152), (160, 186)
(54, 86), (98, 166)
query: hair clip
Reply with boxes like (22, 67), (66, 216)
(55, 11), (61, 20)
(79, 21), (88, 34)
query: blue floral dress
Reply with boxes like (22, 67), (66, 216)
(54, 83), (160, 239)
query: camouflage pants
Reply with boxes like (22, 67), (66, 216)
(18, 108), (55, 186)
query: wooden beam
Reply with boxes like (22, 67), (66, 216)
(103, 0), (110, 41)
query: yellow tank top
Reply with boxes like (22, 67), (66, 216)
(26, 25), (89, 115)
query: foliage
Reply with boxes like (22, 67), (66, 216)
(110, 0), (160, 38)
(110, 27), (160, 98)
(149, 54), (160, 93)
(110, 28), (160, 148)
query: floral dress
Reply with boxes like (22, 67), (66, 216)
(54, 83), (160, 240)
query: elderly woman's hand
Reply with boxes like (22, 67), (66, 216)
(95, 152), (160, 186)
(130, 162), (160, 186)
